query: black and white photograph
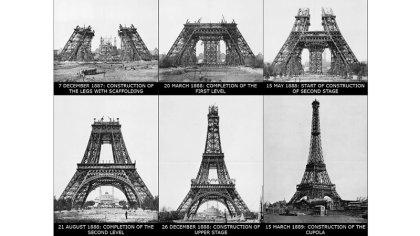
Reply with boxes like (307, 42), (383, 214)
(158, 96), (263, 223)
(54, 0), (158, 82)
(264, 0), (367, 82)
(158, 0), (263, 82)
(263, 96), (367, 223)
(54, 96), (158, 223)
(10, 0), (420, 235)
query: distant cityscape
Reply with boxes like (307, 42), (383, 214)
(87, 187), (123, 208)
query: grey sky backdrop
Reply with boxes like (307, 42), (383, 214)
(159, 96), (263, 212)
(264, 0), (367, 63)
(264, 96), (367, 203)
(159, 0), (263, 55)
(54, 96), (158, 200)
(54, 0), (157, 51)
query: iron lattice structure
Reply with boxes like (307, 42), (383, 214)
(60, 25), (95, 61)
(289, 100), (341, 208)
(177, 106), (249, 218)
(118, 24), (152, 61)
(165, 19), (255, 66)
(99, 37), (117, 62)
(59, 118), (153, 209)
(203, 40), (221, 64)
(272, 8), (358, 76)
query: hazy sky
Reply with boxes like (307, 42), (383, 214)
(159, 96), (263, 212)
(54, 0), (158, 50)
(264, 0), (367, 63)
(54, 96), (158, 200)
(159, 0), (263, 55)
(264, 96), (367, 203)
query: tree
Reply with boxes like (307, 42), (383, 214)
(158, 211), (182, 223)
(119, 200), (128, 209)
(54, 196), (73, 211)
(264, 63), (275, 78)
(362, 63), (368, 76)
(141, 196), (159, 210)
(129, 202), (139, 210)
(159, 56), (175, 68)
(54, 196), (59, 211)
(83, 200), (95, 208)
(64, 198), (72, 210)
(350, 62), (368, 77)
(245, 54), (264, 68)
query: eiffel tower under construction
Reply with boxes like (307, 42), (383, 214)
(59, 24), (151, 62)
(272, 8), (358, 77)
(165, 18), (255, 66)
(177, 105), (250, 219)
(59, 118), (153, 209)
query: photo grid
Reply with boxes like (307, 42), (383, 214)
(53, 0), (367, 235)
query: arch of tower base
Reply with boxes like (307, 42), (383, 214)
(71, 176), (140, 209)
(185, 192), (240, 218)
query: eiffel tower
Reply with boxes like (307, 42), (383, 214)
(165, 18), (255, 66)
(289, 100), (341, 208)
(59, 118), (153, 209)
(177, 105), (250, 218)
(118, 24), (152, 61)
(272, 8), (358, 77)
(60, 25), (95, 61)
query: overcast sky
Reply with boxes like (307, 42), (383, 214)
(159, 96), (263, 212)
(264, 0), (367, 63)
(54, 96), (158, 200)
(264, 96), (367, 203)
(54, 0), (157, 51)
(159, 0), (263, 55)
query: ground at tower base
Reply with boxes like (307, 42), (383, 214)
(159, 66), (262, 82)
(263, 214), (367, 224)
(54, 61), (158, 82)
(54, 208), (158, 223)
(263, 198), (367, 223)
(158, 210), (260, 223)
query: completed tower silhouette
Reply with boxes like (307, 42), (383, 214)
(289, 100), (341, 209)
